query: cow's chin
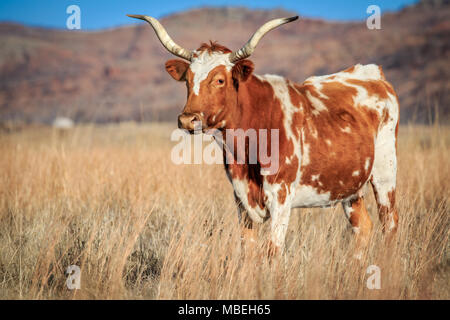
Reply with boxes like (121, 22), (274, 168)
(184, 124), (225, 135)
(186, 129), (201, 135)
(183, 126), (206, 135)
(186, 128), (214, 135)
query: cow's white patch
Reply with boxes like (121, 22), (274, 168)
(364, 157), (371, 171)
(352, 170), (360, 177)
(285, 156), (292, 165)
(341, 126), (352, 133)
(302, 142), (310, 166)
(292, 185), (331, 208)
(352, 226), (361, 234)
(305, 90), (328, 115)
(190, 51), (234, 96)
(341, 78), (385, 117)
(342, 201), (355, 219)
(387, 213), (397, 231)
(358, 186), (366, 197)
(370, 94), (398, 207)
(270, 203), (292, 247)
(344, 208), (353, 219)
(354, 64), (383, 80)
(262, 181), (296, 247)
(312, 64), (382, 82)
(285, 153), (299, 166)
(311, 174), (320, 181)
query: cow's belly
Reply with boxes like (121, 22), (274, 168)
(291, 139), (375, 208)
(291, 182), (361, 208)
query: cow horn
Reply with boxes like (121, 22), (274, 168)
(229, 16), (299, 63)
(127, 14), (193, 61)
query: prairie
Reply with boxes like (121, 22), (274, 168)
(0, 123), (448, 299)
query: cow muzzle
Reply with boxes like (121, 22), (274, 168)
(177, 112), (204, 133)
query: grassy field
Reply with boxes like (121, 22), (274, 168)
(0, 122), (448, 299)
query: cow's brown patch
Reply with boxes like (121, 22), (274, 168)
(301, 83), (323, 100)
(346, 79), (389, 99)
(384, 81), (396, 96)
(348, 198), (373, 233)
(165, 59), (189, 81)
(232, 60), (254, 83)
(343, 65), (356, 73)
(378, 65), (386, 79)
(347, 197), (373, 248)
(196, 41), (232, 54)
(381, 108), (390, 126)
(277, 184), (288, 204)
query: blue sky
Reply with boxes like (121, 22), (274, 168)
(0, 0), (419, 30)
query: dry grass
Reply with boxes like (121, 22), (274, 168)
(0, 122), (448, 299)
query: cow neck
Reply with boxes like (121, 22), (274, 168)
(220, 74), (289, 184)
(226, 74), (282, 131)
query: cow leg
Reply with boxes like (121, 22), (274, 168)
(370, 179), (398, 235)
(240, 213), (257, 244)
(268, 202), (292, 256)
(370, 119), (398, 236)
(234, 192), (257, 244)
(342, 197), (373, 256)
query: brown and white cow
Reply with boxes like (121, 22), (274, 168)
(128, 14), (399, 254)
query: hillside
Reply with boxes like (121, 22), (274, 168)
(0, 0), (449, 124)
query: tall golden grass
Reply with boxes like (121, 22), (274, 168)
(0, 122), (448, 299)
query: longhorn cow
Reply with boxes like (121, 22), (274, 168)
(127, 14), (399, 255)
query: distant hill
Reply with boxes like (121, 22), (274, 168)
(0, 0), (449, 124)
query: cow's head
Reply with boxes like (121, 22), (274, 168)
(127, 14), (298, 133)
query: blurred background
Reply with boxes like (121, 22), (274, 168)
(0, 0), (448, 125)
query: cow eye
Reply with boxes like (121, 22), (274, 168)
(217, 79), (224, 85)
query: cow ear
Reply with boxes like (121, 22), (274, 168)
(165, 59), (189, 81)
(232, 59), (254, 82)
